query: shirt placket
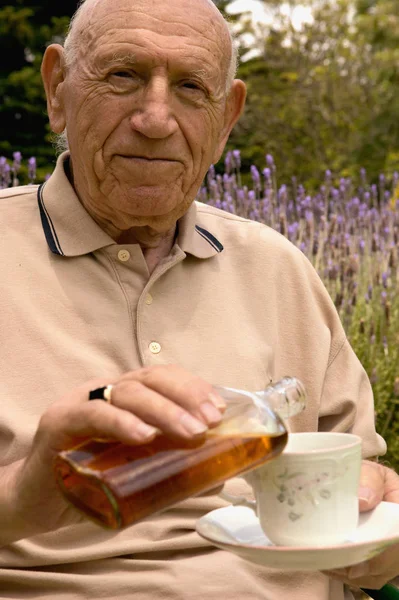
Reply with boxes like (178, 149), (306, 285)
(136, 245), (186, 367)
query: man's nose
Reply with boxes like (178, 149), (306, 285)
(129, 77), (178, 139)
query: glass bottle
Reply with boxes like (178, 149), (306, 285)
(53, 377), (306, 529)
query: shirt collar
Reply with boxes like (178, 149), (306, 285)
(39, 152), (224, 259)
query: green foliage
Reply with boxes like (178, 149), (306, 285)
(329, 237), (399, 469)
(227, 0), (399, 187)
(0, 3), (73, 169)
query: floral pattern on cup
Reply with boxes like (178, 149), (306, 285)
(273, 464), (348, 521)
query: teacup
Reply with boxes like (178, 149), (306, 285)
(225, 432), (362, 547)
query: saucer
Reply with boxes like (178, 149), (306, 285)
(196, 501), (399, 571)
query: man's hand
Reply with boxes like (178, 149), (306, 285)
(1, 366), (226, 545)
(325, 460), (399, 590)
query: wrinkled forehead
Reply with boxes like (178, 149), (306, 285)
(75, 0), (231, 80)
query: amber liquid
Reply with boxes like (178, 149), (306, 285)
(54, 431), (287, 529)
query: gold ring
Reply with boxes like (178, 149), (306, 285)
(89, 385), (114, 403)
(103, 385), (113, 403)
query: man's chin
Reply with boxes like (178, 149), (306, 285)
(108, 187), (190, 230)
(119, 185), (189, 217)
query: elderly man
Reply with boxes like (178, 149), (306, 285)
(0, 0), (398, 598)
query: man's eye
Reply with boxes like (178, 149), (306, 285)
(182, 81), (201, 91)
(112, 71), (134, 79)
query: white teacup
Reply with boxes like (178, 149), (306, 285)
(226, 432), (362, 547)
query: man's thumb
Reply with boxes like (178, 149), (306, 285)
(358, 460), (385, 512)
(358, 460), (399, 512)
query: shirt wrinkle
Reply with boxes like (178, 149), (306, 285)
(326, 335), (348, 369)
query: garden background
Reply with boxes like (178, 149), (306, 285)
(1, 0), (399, 470)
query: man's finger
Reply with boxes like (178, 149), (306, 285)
(358, 460), (385, 511)
(381, 466), (399, 504)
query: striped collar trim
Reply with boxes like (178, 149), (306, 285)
(176, 202), (224, 259)
(37, 183), (64, 256)
(195, 225), (224, 253)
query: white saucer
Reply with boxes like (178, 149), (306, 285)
(196, 501), (399, 571)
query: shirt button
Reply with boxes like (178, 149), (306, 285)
(145, 294), (153, 305)
(149, 342), (161, 354)
(118, 249), (130, 262)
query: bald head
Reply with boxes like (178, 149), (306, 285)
(63, 0), (238, 92)
(41, 0), (246, 242)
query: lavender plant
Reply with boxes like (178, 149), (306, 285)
(0, 153), (37, 188)
(201, 151), (399, 470)
(2, 152), (399, 469)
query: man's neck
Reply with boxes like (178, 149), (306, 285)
(117, 226), (177, 275)
(142, 236), (175, 274)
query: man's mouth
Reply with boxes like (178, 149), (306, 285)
(118, 155), (178, 163)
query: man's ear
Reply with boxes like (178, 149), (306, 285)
(213, 79), (247, 164)
(41, 44), (67, 134)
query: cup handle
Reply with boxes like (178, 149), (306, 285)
(219, 490), (257, 512)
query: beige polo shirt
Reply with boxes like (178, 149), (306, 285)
(0, 154), (386, 599)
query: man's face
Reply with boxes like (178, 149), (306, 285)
(54, 0), (241, 234)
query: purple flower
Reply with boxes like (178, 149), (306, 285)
(224, 151), (233, 174)
(278, 184), (287, 201)
(0, 158), (11, 188)
(382, 272), (388, 288)
(0, 156), (8, 179)
(248, 190), (256, 202)
(28, 157), (36, 183)
(287, 222), (299, 239)
(12, 151), (22, 167)
(250, 165), (260, 184)
(207, 165), (216, 185)
(266, 154), (274, 166)
(11, 151), (22, 186)
(263, 168), (271, 181)
(232, 149), (241, 169)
